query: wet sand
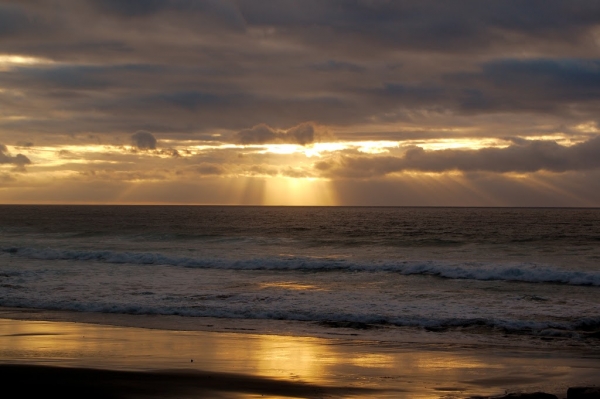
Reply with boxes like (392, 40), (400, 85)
(0, 308), (599, 398)
(0, 364), (380, 399)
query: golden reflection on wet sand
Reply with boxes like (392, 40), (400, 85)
(0, 318), (598, 398)
(258, 282), (324, 291)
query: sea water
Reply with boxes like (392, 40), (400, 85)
(1, 206), (599, 350)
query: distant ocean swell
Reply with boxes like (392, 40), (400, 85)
(3, 247), (600, 286)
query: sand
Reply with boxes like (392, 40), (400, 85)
(0, 307), (599, 398)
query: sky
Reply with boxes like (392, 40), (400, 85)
(1, 0), (600, 206)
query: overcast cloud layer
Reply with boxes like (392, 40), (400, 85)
(0, 0), (599, 205)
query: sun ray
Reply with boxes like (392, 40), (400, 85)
(263, 177), (337, 206)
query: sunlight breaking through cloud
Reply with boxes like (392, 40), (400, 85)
(0, 1), (599, 205)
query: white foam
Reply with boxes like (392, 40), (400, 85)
(1, 293), (598, 338)
(4, 246), (600, 286)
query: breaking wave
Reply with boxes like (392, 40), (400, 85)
(3, 246), (600, 286)
(1, 294), (599, 338)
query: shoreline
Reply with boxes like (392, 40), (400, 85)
(2, 306), (598, 355)
(1, 307), (599, 398)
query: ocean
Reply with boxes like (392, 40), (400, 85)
(1, 206), (599, 351)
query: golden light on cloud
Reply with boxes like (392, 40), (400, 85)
(251, 141), (401, 157)
(573, 121), (599, 133)
(257, 144), (300, 155)
(130, 136), (556, 163)
(410, 138), (507, 151)
(303, 143), (347, 157)
(3, 130), (599, 206)
(0, 54), (54, 71)
(174, 137), (534, 158)
(355, 141), (400, 154)
(518, 134), (589, 145)
(1, 115), (29, 121)
(188, 144), (240, 152)
(15, 145), (118, 168)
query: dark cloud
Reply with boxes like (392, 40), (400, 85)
(90, 0), (170, 17)
(356, 58), (600, 117)
(0, 144), (31, 166)
(310, 60), (365, 73)
(57, 149), (76, 159)
(4, 64), (166, 91)
(246, 164), (279, 176)
(285, 123), (315, 145)
(376, 83), (446, 106)
(281, 167), (314, 178)
(16, 0), (596, 53)
(481, 59), (600, 91)
(0, 3), (44, 37)
(157, 91), (224, 110)
(88, 0), (246, 31)
(237, 0), (600, 52)
(158, 148), (180, 157)
(192, 163), (226, 175)
(17, 66), (110, 90)
(235, 123), (316, 145)
(451, 58), (600, 112)
(317, 136), (600, 178)
(3, 57), (595, 136)
(1, 0), (599, 138)
(235, 124), (277, 145)
(131, 131), (157, 150)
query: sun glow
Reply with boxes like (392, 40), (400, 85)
(263, 177), (337, 205)
(5, 133), (592, 206)
(257, 144), (300, 155)
(256, 141), (400, 157)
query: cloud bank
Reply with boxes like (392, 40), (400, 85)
(316, 136), (600, 178)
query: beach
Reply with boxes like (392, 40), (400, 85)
(3, 0), (600, 395)
(1, 307), (599, 398)
(1, 206), (599, 398)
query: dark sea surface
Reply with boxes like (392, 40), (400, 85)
(1, 206), (599, 349)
